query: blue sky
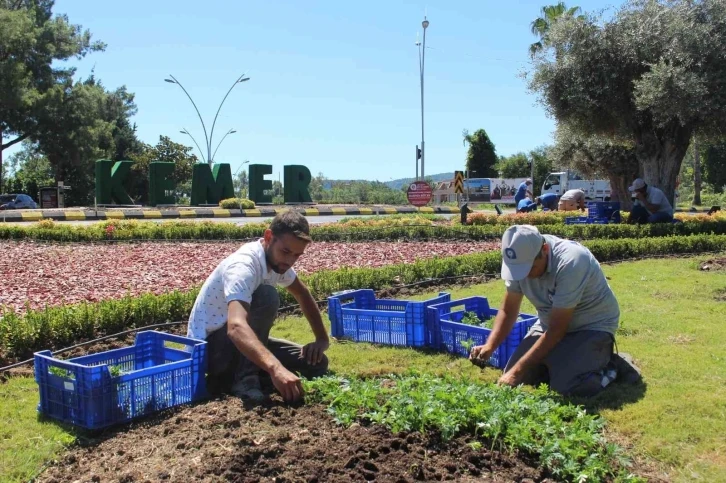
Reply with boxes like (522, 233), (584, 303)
(35, 0), (618, 181)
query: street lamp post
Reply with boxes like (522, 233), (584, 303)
(165, 73), (250, 166)
(416, 16), (430, 180)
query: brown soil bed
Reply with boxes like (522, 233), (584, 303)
(37, 397), (551, 483)
(699, 257), (726, 271)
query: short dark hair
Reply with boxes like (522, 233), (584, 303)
(269, 210), (312, 242)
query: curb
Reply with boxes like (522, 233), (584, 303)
(0, 206), (459, 223)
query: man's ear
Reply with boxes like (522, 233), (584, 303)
(263, 229), (273, 243)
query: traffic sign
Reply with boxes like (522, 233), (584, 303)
(407, 181), (433, 207)
(454, 171), (464, 194)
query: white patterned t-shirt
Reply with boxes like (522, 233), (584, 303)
(186, 239), (296, 340)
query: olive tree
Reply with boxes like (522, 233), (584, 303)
(528, 0), (726, 204)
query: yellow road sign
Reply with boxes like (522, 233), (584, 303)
(454, 170), (464, 194)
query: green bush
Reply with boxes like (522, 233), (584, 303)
(3, 218), (726, 243)
(2, 234), (725, 365)
(219, 198), (255, 209)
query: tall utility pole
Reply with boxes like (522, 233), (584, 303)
(165, 73), (249, 166)
(416, 16), (430, 180)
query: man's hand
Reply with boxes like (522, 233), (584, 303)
(497, 369), (523, 387)
(270, 365), (304, 402)
(301, 339), (329, 365)
(469, 344), (494, 365)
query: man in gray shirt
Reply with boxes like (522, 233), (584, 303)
(628, 178), (674, 223)
(470, 224), (620, 397)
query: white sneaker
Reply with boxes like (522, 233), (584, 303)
(231, 375), (265, 402)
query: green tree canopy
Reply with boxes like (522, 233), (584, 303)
(528, 0), (726, 205)
(529, 2), (583, 57)
(3, 141), (54, 198)
(32, 75), (139, 205)
(126, 136), (198, 204)
(497, 152), (529, 178)
(550, 125), (640, 206)
(462, 128), (498, 178)
(0, 0), (105, 190)
(704, 142), (726, 194)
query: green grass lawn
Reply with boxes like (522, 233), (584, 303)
(1, 256), (725, 482)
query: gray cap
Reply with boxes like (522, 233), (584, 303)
(501, 225), (544, 281)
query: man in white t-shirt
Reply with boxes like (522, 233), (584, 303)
(187, 210), (329, 403)
(627, 178), (674, 223)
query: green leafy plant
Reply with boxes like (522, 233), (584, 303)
(303, 373), (643, 482)
(458, 311), (493, 328)
(459, 338), (476, 354)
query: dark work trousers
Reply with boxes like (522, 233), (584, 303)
(504, 326), (614, 397)
(205, 284), (329, 394)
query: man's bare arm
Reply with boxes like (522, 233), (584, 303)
(470, 291), (524, 361)
(285, 278), (329, 342)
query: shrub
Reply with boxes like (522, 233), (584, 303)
(219, 198), (255, 209)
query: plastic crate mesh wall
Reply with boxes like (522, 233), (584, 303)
(34, 331), (207, 430)
(328, 289), (450, 347)
(428, 297), (537, 369)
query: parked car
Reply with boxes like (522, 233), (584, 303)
(0, 194), (38, 210)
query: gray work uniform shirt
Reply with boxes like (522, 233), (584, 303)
(505, 235), (620, 335)
(633, 186), (673, 216)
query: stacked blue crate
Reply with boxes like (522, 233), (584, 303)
(328, 289), (451, 347)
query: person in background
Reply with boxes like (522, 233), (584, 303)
(460, 202), (474, 225)
(514, 178), (533, 206)
(558, 189), (587, 212)
(187, 210), (330, 403)
(627, 178), (674, 224)
(517, 198), (538, 213)
(536, 193), (559, 211)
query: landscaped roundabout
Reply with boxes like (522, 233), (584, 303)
(2, 212), (725, 482)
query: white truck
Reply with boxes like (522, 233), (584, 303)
(541, 171), (611, 201)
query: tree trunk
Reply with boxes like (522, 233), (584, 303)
(635, 121), (692, 207)
(608, 174), (635, 210)
(692, 136), (702, 206)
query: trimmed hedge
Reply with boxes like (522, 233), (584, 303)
(466, 210), (726, 226)
(219, 198), (255, 209)
(1, 234), (725, 365)
(2, 218), (726, 243)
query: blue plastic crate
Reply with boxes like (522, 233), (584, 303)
(587, 201), (621, 223)
(426, 297), (537, 369)
(328, 289), (451, 347)
(34, 331), (208, 430)
(565, 216), (609, 225)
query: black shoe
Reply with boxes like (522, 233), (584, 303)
(610, 352), (642, 385)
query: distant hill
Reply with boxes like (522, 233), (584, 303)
(322, 172), (454, 190)
(385, 173), (454, 190)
